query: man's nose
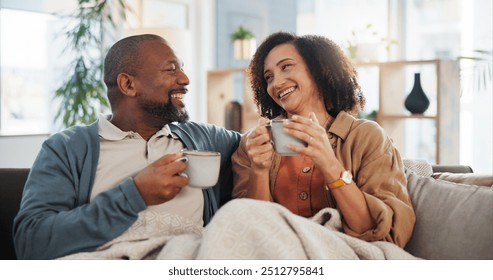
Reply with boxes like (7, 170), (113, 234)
(177, 69), (190, 85)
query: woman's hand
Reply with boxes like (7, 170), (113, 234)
(284, 112), (341, 181)
(285, 113), (376, 234)
(245, 117), (274, 174)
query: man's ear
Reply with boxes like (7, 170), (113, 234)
(117, 73), (137, 97)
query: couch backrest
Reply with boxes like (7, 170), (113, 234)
(404, 169), (493, 260)
(0, 168), (30, 260)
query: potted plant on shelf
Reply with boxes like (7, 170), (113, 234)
(458, 49), (492, 95)
(54, 0), (129, 128)
(230, 25), (256, 60)
(346, 23), (397, 62)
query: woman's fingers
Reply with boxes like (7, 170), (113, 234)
(285, 114), (325, 143)
(258, 117), (270, 126)
(308, 112), (319, 124)
(282, 113), (333, 159)
(247, 122), (272, 148)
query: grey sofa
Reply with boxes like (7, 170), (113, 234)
(403, 165), (493, 259)
(1, 165), (491, 260)
(0, 168), (29, 260)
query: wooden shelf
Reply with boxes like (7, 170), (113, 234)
(378, 115), (437, 120)
(356, 59), (441, 67)
(356, 59), (460, 164)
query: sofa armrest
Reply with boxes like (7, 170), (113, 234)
(0, 168), (30, 260)
(432, 165), (473, 174)
(432, 172), (493, 188)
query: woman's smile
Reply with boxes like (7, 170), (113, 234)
(278, 86), (297, 99)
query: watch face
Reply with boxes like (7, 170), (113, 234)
(342, 170), (353, 184)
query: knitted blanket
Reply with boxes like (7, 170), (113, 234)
(61, 199), (417, 260)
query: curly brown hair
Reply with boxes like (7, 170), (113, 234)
(248, 31), (365, 119)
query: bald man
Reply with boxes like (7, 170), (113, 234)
(14, 34), (240, 259)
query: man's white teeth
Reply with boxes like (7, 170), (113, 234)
(279, 87), (295, 99)
(171, 93), (185, 100)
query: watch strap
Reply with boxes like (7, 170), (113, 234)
(326, 179), (346, 190)
(326, 170), (352, 190)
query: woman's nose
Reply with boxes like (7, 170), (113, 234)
(273, 74), (285, 90)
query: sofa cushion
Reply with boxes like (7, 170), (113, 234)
(405, 170), (493, 259)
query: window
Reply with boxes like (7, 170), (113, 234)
(0, 8), (71, 135)
(296, 0), (390, 117)
(296, 0), (492, 173)
(1, 0), (199, 135)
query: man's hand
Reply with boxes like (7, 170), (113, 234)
(133, 153), (189, 205)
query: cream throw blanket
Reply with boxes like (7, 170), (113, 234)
(62, 199), (417, 259)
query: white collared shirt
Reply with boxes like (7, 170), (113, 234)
(91, 114), (204, 226)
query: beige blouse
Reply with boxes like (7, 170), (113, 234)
(232, 111), (416, 248)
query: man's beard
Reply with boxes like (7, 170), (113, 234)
(138, 93), (189, 123)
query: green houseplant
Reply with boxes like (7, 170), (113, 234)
(230, 25), (254, 41)
(458, 49), (492, 94)
(54, 0), (128, 128)
(346, 23), (397, 61)
(230, 25), (255, 60)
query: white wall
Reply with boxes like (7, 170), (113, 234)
(0, 135), (48, 168)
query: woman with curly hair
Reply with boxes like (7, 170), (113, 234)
(231, 31), (415, 248)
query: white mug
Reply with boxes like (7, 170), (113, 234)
(269, 119), (307, 156)
(176, 150), (221, 188)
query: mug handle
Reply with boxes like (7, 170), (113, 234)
(175, 156), (188, 163)
(174, 156), (189, 179)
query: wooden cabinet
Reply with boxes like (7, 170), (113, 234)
(207, 68), (258, 133)
(356, 59), (460, 164)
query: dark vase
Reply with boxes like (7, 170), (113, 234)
(404, 73), (430, 114)
(225, 101), (242, 132)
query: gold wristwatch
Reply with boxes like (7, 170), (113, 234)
(326, 170), (353, 190)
